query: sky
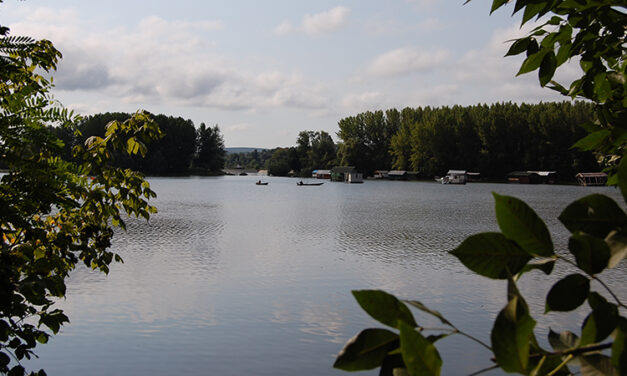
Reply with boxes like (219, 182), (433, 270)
(3, 0), (575, 148)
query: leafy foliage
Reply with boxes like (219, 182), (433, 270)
(339, 102), (598, 178)
(1, 10), (162, 376)
(335, 1), (626, 375)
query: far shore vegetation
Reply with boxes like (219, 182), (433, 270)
(34, 102), (600, 184)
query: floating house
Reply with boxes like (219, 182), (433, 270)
(576, 172), (608, 186)
(388, 170), (408, 180)
(312, 169), (331, 179)
(331, 166), (360, 182)
(467, 172), (481, 182)
(346, 171), (364, 184)
(508, 171), (557, 184)
(508, 171), (540, 184)
(437, 170), (467, 184)
(373, 170), (389, 179)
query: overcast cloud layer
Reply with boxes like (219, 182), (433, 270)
(3, 1), (571, 148)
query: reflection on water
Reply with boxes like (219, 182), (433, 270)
(27, 176), (626, 376)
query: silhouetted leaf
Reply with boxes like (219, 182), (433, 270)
(404, 300), (453, 327)
(580, 293), (619, 346)
(548, 329), (579, 351)
(572, 130), (611, 151)
(450, 232), (532, 279)
(520, 258), (555, 275)
(559, 195), (627, 238)
(493, 193), (554, 256)
(352, 290), (417, 329)
(334, 329), (399, 371)
(568, 233), (611, 274)
(545, 274), (590, 313)
(491, 296), (536, 373)
(399, 322), (442, 376)
(539, 51), (557, 86)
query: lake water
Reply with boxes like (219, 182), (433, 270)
(26, 176), (626, 375)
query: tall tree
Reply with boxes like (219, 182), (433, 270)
(193, 123), (225, 173)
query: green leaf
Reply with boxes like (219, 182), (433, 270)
(399, 322), (442, 376)
(490, 0), (510, 14)
(572, 130), (611, 151)
(450, 232), (532, 279)
(404, 300), (453, 327)
(580, 293), (619, 346)
(559, 195), (627, 238)
(352, 290), (417, 329)
(605, 229), (627, 268)
(568, 233), (611, 274)
(545, 274), (590, 313)
(491, 295), (536, 373)
(548, 329), (579, 351)
(517, 50), (549, 76)
(493, 193), (554, 256)
(505, 37), (531, 57)
(520, 258), (555, 275)
(333, 328), (399, 371)
(539, 51), (557, 87)
(612, 320), (627, 374)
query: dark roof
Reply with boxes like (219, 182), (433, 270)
(331, 166), (356, 173)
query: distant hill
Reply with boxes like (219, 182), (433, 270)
(225, 147), (269, 154)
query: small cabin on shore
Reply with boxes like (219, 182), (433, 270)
(576, 172), (607, 186)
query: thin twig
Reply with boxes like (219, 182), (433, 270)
(467, 364), (500, 376)
(547, 354), (573, 376)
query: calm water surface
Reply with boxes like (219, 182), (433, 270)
(28, 177), (626, 375)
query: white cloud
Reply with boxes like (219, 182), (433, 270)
(451, 23), (573, 104)
(274, 6), (350, 36)
(367, 47), (450, 77)
(341, 91), (386, 113)
(9, 8), (331, 113)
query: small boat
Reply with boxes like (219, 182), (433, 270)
(256, 180), (268, 185)
(297, 181), (323, 186)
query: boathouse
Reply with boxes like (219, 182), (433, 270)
(576, 172), (608, 186)
(331, 166), (357, 182)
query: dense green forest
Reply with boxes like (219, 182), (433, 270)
(28, 102), (600, 180)
(260, 101), (599, 180)
(50, 112), (226, 175)
(335, 101), (599, 179)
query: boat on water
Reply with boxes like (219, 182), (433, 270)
(297, 181), (323, 186)
(256, 180), (268, 185)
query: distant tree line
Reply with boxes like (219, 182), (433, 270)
(266, 130), (338, 177)
(335, 101), (599, 180)
(50, 112), (225, 175)
(225, 149), (274, 170)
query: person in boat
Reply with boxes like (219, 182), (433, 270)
(258, 180), (261, 184)
(298, 180), (303, 185)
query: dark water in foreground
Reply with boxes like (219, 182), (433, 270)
(27, 177), (626, 375)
